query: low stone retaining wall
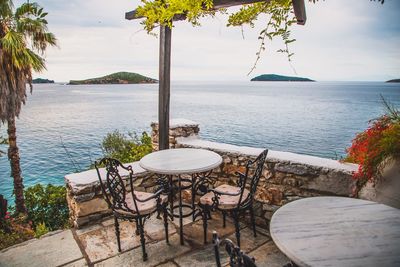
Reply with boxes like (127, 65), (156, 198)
(65, 119), (358, 228)
(65, 163), (159, 228)
(175, 137), (357, 226)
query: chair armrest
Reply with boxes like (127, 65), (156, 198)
(210, 188), (242, 197)
(134, 189), (163, 202)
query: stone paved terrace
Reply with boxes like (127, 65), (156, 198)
(0, 212), (289, 267)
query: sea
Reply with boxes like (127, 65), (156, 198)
(0, 81), (399, 203)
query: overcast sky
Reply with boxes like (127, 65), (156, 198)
(15, 0), (400, 82)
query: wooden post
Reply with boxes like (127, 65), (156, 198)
(158, 25), (172, 150)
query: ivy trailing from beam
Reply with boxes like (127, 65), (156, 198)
(228, 0), (296, 74)
(136, 0), (298, 73)
(135, 0), (385, 73)
(136, 0), (215, 32)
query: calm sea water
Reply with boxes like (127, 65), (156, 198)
(0, 81), (399, 203)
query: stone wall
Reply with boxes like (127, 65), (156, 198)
(151, 118), (199, 150)
(175, 137), (357, 227)
(65, 163), (159, 228)
(65, 119), (358, 229)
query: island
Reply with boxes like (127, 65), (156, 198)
(386, 79), (400, 83)
(32, 78), (54, 84)
(69, 72), (157, 85)
(251, 74), (315, 82)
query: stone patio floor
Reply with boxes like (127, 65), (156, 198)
(0, 213), (290, 267)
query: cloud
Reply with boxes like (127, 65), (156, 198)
(13, 0), (400, 82)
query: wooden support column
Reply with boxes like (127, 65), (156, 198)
(158, 25), (172, 150)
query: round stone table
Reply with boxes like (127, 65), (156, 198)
(270, 196), (400, 267)
(140, 148), (222, 175)
(140, 148), (222, 245)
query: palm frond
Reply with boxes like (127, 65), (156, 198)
(0, 1), (55, 121)
(0, 0), (13, 19)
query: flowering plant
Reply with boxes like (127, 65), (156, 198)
(345, 98), (400, 186)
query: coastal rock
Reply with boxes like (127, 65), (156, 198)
(251, 74), (315, 82)
(69, 72), (157, 85)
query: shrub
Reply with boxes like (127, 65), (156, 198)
(0, 214), (34, 250)
(100, 131), (152, 163)
(25, 184), (70, 231)
(34, 222), (49, 238)
(345, 98), (400, 185)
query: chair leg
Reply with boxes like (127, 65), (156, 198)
(114, 217), (121, 252)
(233, 211), (241, 247)
(163, 205), (169, 244)
(135, 218), (140, 236)
(138, 217), (148, 261)
(202, 205), (209, 244)
(222, 211), (226, 228)
(250, 207), (257, 237)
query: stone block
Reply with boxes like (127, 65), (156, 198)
(255, 187), (283, 205)
(248, 241), (291, 267)
(94, 234), (191, 267)
(222, 164), (246, 175)
(0, 230), (83, 267)
(174, 243), (230, 267)
(70, 197), (110, 218)
(305, 171), (355, 196)
(143, 215), (176, 241)
(77, 220), (141, 263)
(74, 192), (96, 203)
(275, 163), (315, 176)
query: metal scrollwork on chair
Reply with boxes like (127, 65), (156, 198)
(95, 158), (170, 261)
(213, 231), (257, 267)
(199, 149), (269, 246)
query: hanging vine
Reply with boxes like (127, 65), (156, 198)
(135, 0), (385, 74)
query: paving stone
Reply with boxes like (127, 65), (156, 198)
(225, 226), (270, 253)
(101, 217), (115, 227)
(174, 243), (229, 267)
(63, 258), (88, 267)
(248, 241), (291, 267)
(144, 215), (176, 241)
(78, 220), (141, 263)
(185, 213), (236, 245)
(255, 225), (271, 237)
(75, 223), (102, 235)
(155, 261), (178, 267)
(0, 230), (82, 267)
(94, 234), (191, 267)
(169, 204), (197, 229)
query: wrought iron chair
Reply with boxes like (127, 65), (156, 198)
(199, 149), (268, 246)
(213, 231), (257, 267)
(95, 158), (169, 261)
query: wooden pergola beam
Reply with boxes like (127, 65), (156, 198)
(125, 0), (306, 25)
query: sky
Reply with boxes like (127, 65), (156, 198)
(14, 0), (400, 82)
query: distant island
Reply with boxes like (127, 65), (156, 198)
(251, 74), (315, 82)
(69, 72), (157, 85)
(32, 78), (54, 84)
(386, 79), (400, 83)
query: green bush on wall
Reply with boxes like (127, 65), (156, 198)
(100, 131), (152, 163)
(25, 184), (70, 232)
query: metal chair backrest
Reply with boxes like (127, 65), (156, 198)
(238, 149), (268, 205)
(95, 158), (140, 215)
(213, 231), (258, 267)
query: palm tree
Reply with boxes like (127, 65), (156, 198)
(0, 0), (57, 214)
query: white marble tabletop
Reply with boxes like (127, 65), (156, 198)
(139, 148), (222, 175)
(270, 196), (400, 267)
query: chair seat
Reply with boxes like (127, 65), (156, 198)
(200, 184), (249, 210)
(117, 191), (168, 216)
